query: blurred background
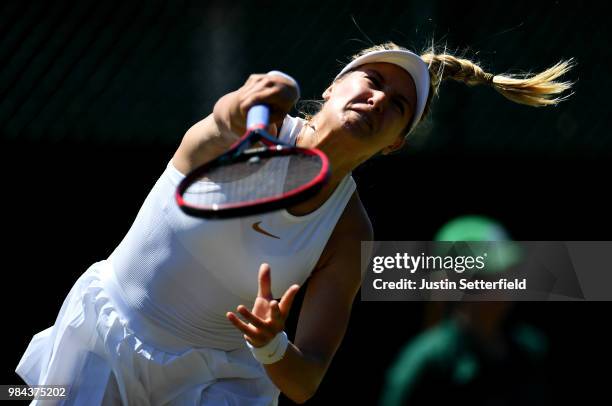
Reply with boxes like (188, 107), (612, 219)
(2, 0), (610, 404)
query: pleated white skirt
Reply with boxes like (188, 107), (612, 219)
(16, 260), (280, 405)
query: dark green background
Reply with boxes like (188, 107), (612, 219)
(2, 0), (610, 404)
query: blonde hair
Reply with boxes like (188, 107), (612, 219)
(302, 41), (576, 137)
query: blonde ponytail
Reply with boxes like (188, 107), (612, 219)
(344, 41), (575, 134)
(420, 51), (576, 108)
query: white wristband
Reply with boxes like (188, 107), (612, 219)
(246, 331), (289, 364)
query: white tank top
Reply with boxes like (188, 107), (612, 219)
(108, 115), (356, 351)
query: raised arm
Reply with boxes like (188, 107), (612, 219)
(266, 192), (373, 402)
(172, 73), (299, 174)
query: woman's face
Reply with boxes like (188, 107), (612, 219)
(320, 62), (418, 158)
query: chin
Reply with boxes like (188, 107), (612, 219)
(339, 112), (370, 138)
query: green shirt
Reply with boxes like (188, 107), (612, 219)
(380, 318), (548, 406)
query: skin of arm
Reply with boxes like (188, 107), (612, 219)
(171, 112), (233, 175)
(263, 192), (373, 403)
(172, 73), (297, 175)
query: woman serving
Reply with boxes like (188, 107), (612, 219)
(17, 41), (573, 405)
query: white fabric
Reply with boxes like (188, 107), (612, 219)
(16, 114), (356, 404)
(107, 114), (356, 351)
(16, 260), (280, 405)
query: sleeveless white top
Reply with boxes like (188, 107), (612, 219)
(108, 115), (356, 351)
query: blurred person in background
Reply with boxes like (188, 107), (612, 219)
(379, 216), (549, 406)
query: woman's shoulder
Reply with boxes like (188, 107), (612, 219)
(328, 191), (373, 245)
(311, 190), (372, 281)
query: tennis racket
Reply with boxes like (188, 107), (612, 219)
(176, 72), (330, 219)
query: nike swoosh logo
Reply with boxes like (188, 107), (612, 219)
(252, 221), (280, 239)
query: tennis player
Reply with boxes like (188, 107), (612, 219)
(16, 42), (573, 405)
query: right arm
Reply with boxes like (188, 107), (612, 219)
(171, 111), (233, 175)
(172, 73), (300, 175)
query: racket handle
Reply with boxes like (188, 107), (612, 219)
(247, 105), (270, 130)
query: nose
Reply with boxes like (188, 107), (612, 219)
(368, 90), (387, 113)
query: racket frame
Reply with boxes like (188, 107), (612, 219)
(176, 125), (330, 219)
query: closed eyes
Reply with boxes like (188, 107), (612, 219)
(365, 73), (406, 116)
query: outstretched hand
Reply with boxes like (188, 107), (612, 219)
(226, 263), (300, 348)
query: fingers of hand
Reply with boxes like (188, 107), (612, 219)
(237, 304), (269, 330)
(243, 73), (266, 88)
(239, 87), (294, 120)
(239, 74), (299, 121)
(226, 311), (258, 337)
(227, 263), (298, 345)
(241, 301), (284, 331)
(248, 73), (299, 102)
(226, 307), (279, 346)
(278, 284), (300, 319)
(270, 300), (283, 322)
(257, 263), (273, 299)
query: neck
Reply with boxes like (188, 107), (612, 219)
(284, 118), (362, 216)
(296, 115), (367, 186)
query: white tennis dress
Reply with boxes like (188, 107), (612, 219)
(16, 115), (356, 405)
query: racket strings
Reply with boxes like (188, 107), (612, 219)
(182, 154), (323, 208)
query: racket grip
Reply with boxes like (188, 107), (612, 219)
(247, 105), (270, 130)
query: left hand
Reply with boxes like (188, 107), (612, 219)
(226, 263), (301, 348)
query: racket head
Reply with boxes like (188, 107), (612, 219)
(176, 128), (330, 219)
